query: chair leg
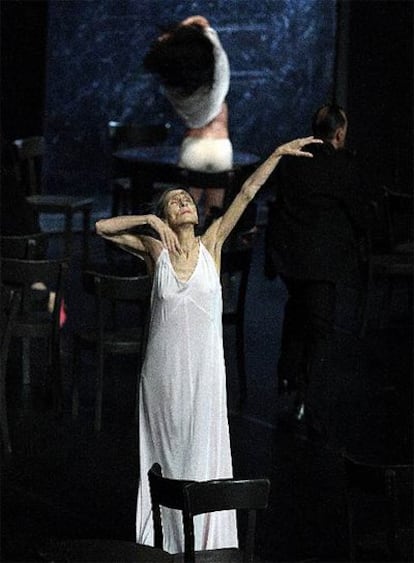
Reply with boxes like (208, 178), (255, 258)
(63, 209), (74, 258)
(82, 208), (91, 267)
(112, 186), (120, 217)
(22, 338), (31, 385)
(71, 336), (80, 419)
(0, 367), (12, 457)
(236, 316), (247, 405)
(94, 349), (104, 432)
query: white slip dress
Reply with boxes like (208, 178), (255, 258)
(136, 241), (238, 554)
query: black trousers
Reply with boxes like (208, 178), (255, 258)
(278, 277), (337, 441)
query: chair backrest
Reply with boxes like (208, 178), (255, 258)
(148, 463), (270, 563)
(1, 286), (21, 364)
(382, 185), (413, 251)
(1, 232), (48, 259)
(1, 257), (69, 328)
(221, 242), (253, 321)
(12, 135), (45, 196)
(108, 121), (170, 152)
(82, 270), (152, 332)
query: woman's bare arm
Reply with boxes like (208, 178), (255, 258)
(204, 136), (322, 249)
(96, 214), (181, 257)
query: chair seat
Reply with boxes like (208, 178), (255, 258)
(371, 254), (414, 277)
(39, 538), (172, 562)
(13, 311), (54, 337)
(172, 548), (241, 562)
(76, 328), (144, 353)
(394, 241), (414, 254)
(26, 195), (94, 213)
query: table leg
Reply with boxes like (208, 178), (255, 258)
(64, 210), (73, 258)
(82, 207), (91, 267)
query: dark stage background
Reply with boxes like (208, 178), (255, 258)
(1, 0), (412, 196)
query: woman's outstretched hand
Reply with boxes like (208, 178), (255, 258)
(147, 215), (182, 254)
(276, 136), (323, 158)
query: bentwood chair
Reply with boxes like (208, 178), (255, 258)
(1, 286), (21, 457)
(343, 453), (413, 562)
(108, 121), (170, 216)
(1, 257), (69, 411)
(359, 187), (413, 334)
(148, 463), (270, 563)
(38, 538), (172, 562)
(1, 232), (49, 260)
(12, 135), (93, 264)
(221, 237), (254, 405)
(71, 270), (152, 432)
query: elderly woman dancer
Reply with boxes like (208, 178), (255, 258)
(96, 136), (321, 553)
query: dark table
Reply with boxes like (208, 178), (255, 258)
(26, 195), (93, 264)
(113, 146), (261, 211)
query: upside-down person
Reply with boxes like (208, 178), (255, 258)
(144, 15), (232, 228)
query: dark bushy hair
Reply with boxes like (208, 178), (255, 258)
(312, 104), (346, 141)
(144, 23), (215, 96)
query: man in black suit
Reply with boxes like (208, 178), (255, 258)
(265, 104), (369, 447)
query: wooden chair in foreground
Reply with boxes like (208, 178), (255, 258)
(148, 462), (270, 562)
(12, 135), (93, 264)
(38, 538), (172, 562)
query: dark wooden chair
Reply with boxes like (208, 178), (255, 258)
(1, 257), (69, 411)
(382, 185), (413, 254)
(71, 270), (152, 432)
(38, 538), (173, 562)
(108, 121), (170, 216)
(1, 286), (21, 457)
(12, 135), (93, 263)
(221, 237), (254, 405)
(148, 462), (270, 563)
(359, 187), (413, 334)
(343, 453), (413, 562)
(1, 232), (49, 259)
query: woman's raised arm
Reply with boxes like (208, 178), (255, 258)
(96, 214), (181, 256)
(209, 136), (322, 245)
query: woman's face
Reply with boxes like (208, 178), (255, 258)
(163, 189), (198, 227)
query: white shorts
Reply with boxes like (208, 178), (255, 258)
(178, 137), (233, 172)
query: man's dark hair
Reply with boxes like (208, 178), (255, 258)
(312, 104), (346, 141)
(144, 23), (215, 96)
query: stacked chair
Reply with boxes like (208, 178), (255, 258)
(12, 135), (93, 264)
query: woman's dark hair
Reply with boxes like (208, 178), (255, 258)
(312, 104), (346, 141)
(144, 23), (215, 96)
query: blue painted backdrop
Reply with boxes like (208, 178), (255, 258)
(44, 0), (336, 195)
